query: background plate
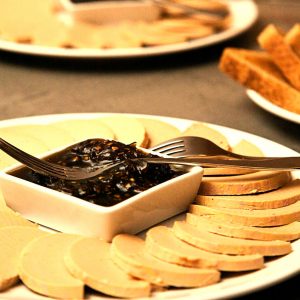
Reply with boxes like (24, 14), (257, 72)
(247, 89), (300, 125)
(0, 112), (299, 300)
(0, 0), (258, 58)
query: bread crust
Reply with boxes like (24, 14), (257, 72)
(219, 48), (300, 114)
(258, 24), (300, 90)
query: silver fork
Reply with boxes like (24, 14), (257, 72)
(1, 137), (300, 182)
(150, 136), (281, 159)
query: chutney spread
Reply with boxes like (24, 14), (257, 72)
(10, 139), (182, 207)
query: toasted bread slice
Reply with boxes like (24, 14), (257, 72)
(258, 24), (300, 90)
(219, 48), (300, 114)
(285, 24), (300, 57)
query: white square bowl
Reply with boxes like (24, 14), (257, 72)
(0, 153), (203, 241)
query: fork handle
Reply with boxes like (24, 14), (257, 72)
(142, 156), (300, 170)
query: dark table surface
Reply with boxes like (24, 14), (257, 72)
(0, 0), (299, 299)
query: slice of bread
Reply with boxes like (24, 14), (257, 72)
(285, 24), (300, 58)
(258, 24), (300, 90)
(219, 48), (300, 114)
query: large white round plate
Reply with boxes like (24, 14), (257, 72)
(0, 112), (299, 300)
(0, 0), (258, 58)
(247, 89), (300, 125)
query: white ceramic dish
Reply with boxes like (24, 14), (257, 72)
(247, 89), (300, 125)
(0, 113), (299, 300)
(0, 0), (258, 58)
(0, 145), (203, 241)
(60, 0), (161, 23)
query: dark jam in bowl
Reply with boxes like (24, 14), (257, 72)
(9, 139), (183, 207)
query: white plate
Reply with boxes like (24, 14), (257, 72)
(0, 112), (299, 300)
(247, 89), (300, 125)
(0, 0), (258, 58)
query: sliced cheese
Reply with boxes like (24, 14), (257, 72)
(190, 201), (300, 227)
(197, 179), (300, 209)
(173, 221), (292, 256)
(0, 210), (36, 228)
(232, 139), (264, 157)
(0, 124), (75, 151)
(182, 122), (230, 150)
(111, 234), (220, 287)
(199, 171), (291, 195)
(0, 190), (7, 209)
(186, 213), (300, 241)
(19, 233), (84, 299)
(64, 237), (151, 298)
(137, 118), (180, 148)
(0, 226), (47, 291)
(145, 226), (264, 271)
(52, 118), (114, 143)
(0, 131), (48, 170)
(100, 115), (148, 147)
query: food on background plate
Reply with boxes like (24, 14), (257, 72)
(258, 24), (300, 91)
(285, 24), (300, 57)
(219, 24), (300, 114)
(232, 139), (264, 156)
(0, 0), (231, 49)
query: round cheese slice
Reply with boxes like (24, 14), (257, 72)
(52, 119), (114, 143)
(199, 171), (291, 195)
(100, 116), (148, 147)
(182, 122), (230, 150)
(111, 234), (220, 287)
(137, 118), (180, 148)
(173, 221), (292, 256)
(19, 233), (84, 299)
(0, 125), (75, 151)
(0, 210), (36, 228)
(0, 226), (47, 291)
(196, 179), (300, 209)
(64, 237), (151, 298)
(0, 131), (48, 170)
(0, 191), (6, 210)
(146, 226), (264, 271)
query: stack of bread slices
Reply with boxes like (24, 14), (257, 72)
(219, 24), (300, 114)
